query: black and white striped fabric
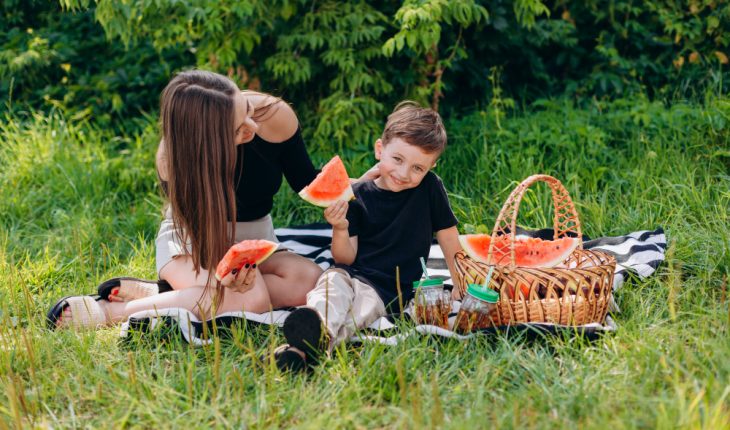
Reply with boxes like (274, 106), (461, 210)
(120, 225), (666, 345)
(276, 224), (667, 290)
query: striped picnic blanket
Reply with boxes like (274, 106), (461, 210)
(120, 226), (666, 345)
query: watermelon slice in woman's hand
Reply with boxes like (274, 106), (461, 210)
(215, 239), (278, 281)
(299, 155), (354, 207)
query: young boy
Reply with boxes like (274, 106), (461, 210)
(274, 101), (462, 372)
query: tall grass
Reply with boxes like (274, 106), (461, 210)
(0, 97), (728, 428)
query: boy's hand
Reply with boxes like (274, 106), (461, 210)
(219, 264), (257, 293)
(324, 200), (349, 230)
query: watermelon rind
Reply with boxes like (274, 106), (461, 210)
(299, 185), (354, 208)
(458, 234), (579, 268)
(214, 239), (278, 281)
(298, 155), (354, 207)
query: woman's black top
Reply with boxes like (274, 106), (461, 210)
(160, 128), (318, 222)
(233, 128), (318, 221)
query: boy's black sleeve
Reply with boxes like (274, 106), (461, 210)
(278, 127), (319, 192)
(346, 197), (363, 237)
(430, 174), (458, 232)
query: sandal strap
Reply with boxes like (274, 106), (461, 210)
(66, 296), (107, 328)
(116, 279), (159, 300)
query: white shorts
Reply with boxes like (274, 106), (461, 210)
(155, 208), (281, 276)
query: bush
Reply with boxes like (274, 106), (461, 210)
(0, 0), (193, 130)
(3, 1), (728, 144)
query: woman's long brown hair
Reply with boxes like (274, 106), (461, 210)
(160, 70), (238, 303)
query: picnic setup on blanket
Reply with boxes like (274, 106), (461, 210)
(120, 175), (667, 346)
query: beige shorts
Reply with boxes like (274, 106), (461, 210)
(155, 208), (281, 276)
(306, 268), (386, 349)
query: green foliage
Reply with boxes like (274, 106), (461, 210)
(266, 2), (392, 150)
(382, 0), (488, 109)
(383, 0), (489, 55)
(463, 0), (730, 101)
(4, 1), (730, 145)
(0, 0), (192, 129)
(513, 0), (550, 29)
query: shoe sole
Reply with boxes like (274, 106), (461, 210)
(282, 308), (325, 365)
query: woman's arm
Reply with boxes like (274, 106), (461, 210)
(435, 226), (464, 299)
(243, 92), (319, 191)
(244, 92), (298, 143)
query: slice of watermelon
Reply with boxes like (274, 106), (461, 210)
(214, 239), (278, 281)
(458, 234), (579, 268)
(299, 155), (354, 207)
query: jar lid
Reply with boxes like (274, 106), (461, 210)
(412, 279), (444, 289)
(466, 284), (499, 303)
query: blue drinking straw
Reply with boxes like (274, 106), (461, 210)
(483, 266), (495, 288)
(419, 257), (430, 279)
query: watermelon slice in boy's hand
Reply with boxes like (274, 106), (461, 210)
(458, 234), (580, 268)
(215, 239), (278, 281)
(299, 155), (355, 207)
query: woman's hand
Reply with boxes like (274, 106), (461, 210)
(219, 264), (257, 293)
(353, 162), (380, 183)
(324, 200), (349, 231)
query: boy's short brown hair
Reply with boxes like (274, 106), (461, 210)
(381, 101), (447, 153)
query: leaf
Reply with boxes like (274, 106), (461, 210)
(382, 38), (395, 57)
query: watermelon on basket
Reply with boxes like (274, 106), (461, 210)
(215, 239), (278, 281)
(458, 234), (579, 268)
(299, 155), (354, 207)
(453, 175), (615, 326)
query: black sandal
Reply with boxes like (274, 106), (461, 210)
(271, 344), (308, 373)
(47, 295), (107, 330)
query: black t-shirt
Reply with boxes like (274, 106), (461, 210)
(233, 128), (318, 221)
(161, 128), (318, 222)
(342, 171), (458, 311)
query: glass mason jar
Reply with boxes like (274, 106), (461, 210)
(412, 279), (452, 329)
(454, 284), (499, 334)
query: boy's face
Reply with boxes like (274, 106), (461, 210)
(374, 137), (439, 192)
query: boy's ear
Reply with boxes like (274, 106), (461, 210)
(374, 139), (383, 161)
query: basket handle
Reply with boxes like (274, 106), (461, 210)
(488, 174), (583, 268)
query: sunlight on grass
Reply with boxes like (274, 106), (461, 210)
(1, 97), (728, 428)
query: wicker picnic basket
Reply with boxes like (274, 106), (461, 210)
(453, 174), (616, 326)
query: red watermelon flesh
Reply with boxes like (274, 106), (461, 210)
(299, 155), (354, 207)
(215, 239), (278, 281)
(458, 234), (579, 268)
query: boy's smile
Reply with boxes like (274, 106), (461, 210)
(374, 137), (439, 192)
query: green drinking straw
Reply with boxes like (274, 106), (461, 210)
(419, 257), (430, 280)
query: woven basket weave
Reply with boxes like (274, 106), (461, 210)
(453, 175), (615, 326)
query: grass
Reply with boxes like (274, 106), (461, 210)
(0, 96), (728, 428)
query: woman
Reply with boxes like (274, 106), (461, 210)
(48, 70), (341, 327)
